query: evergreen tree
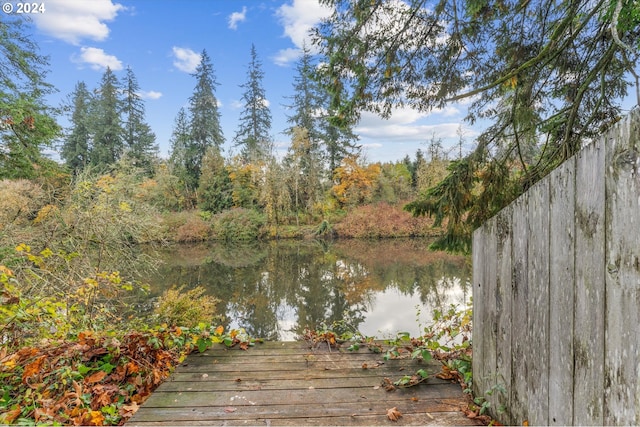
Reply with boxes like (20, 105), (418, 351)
(168, 107), (193, 188)
(91, 67), (122, 169)
(323, 114), (359, 178)
(286, 43), (358, 177)
(233, 44), (273, 163)
(198, 146), (233, 213)
(0, 15), (60, 179)
(284, 44), (326, 189)
(122, 67), (157, 175)
(187, 49), (224, 187)
(284, 126), (324, 216)
(315, 0), (639, 251)
(285, 44), (325, 148)
(61, 81), (92, 173)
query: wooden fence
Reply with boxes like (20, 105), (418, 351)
(472, 107), (640, 425)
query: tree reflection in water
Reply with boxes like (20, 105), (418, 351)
(145, 239), (470, 341)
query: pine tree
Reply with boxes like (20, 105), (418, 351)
(122, 67), (157, 175)
(168, 107), (193, 189)
(61, 81), (92, 173)
(91, 67), (123, 169)
(323, 114), (359, 179)
(0, 15), (60, 179)
(233, 44), (273, 163)
(286, 43), (358, 177)
(285, 44), (325, 147)
(187, 49), (224, 187)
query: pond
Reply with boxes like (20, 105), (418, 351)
(145, 238), (471, 341)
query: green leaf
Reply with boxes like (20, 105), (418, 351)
(99, 363), (116, 374)
(197, 337), (211, 353)
(77, 364), (92, 375)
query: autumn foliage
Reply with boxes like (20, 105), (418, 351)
(0, 329), (185, 425)
(333, 202), (439, 238)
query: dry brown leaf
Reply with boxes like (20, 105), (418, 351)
(84, 370), (107, 384)
(386, 407), (403, 421)
(224, 407), (237, 413)
(119, 401), (139, 417)
(0, 407), (21, 424)
(22, 356), (45, 383)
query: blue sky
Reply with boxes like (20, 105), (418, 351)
(22, 0), (479, 163)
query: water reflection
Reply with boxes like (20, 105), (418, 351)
(146, 239), (471, 341)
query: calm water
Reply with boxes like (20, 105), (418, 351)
(145, 238), (471, 341)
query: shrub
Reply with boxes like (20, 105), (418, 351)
(0, 179), (47, 229)
(334, 202), (438, 238)
(211, 208), (266, 241)
(160, 210), (211, 242)
(154, 285), (222, 328)
(175, 216), (211, 242)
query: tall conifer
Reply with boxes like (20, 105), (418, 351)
(233, 44), (273, 163)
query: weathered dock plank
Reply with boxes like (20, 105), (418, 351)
(128, 341), (480, 426)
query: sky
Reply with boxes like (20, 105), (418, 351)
(11, 0), (481, 164)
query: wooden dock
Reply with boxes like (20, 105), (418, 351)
(127, 341), (481, 426)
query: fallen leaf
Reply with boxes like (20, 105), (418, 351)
(85, 410), (105, 426)
(22, 356), (45, 383)
(224, 407), (237, 413)
(362, 362), (368, 369)
(84, 370), (107, 384)
(119, 401), (139, 417)
(382, 377), (396, 392)
(387, 407), (403, 421)
(0, 408), (21, 424)
(411, 397), (419, 402)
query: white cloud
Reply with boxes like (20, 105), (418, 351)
(172, 47), (201, 73)
(272, 48), (302, 67)
(72, 47), (123, 71)
(274, 0), (332, 66)
(355, 108), (476, 144)
(32, 0), (124, 45)
(228, 6), (247, 30)
(139, 90), (162, 100)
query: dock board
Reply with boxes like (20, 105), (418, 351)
(127, 341), (480, 426)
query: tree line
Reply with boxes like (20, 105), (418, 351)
(2, 0), (638, 249)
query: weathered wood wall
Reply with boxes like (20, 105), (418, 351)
(472, 108), (640, 425)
